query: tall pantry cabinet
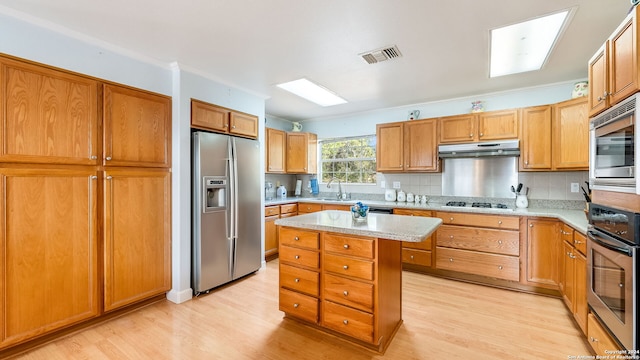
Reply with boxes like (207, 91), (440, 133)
(0, 55), (171, 350)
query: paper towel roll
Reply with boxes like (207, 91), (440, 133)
(295, 179), (302, 196)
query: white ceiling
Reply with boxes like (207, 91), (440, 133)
(0, 0), (632, 121)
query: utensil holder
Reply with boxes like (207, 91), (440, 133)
(515, 195), (528, 208)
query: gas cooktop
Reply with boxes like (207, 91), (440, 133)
(443, 201), (513, 211)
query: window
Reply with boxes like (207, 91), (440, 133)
(319, 135), (377, 184)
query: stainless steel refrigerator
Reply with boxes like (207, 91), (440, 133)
(192, 131), (261, 295)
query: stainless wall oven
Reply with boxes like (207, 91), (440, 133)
(587, 203), (640, 350)
(590, 93), (640, 194)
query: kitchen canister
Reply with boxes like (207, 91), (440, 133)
(397, 190), (406, 202)
(406, 192), (414, 202)
(384, 189), (396, 202)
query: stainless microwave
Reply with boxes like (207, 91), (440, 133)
(590, 93), (640, 194)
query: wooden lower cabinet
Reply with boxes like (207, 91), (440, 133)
(393, 209), (434, 268)
(525, 218), (561, 289)
(103, 169), (171, 312)
(588, 313), (622, 355)
(560, 226), (588, 334)
(433, 212), (520, 282)
(0, 168), (99, 348)
(265, 203), (298, 261)
(278, 226), (402, 352)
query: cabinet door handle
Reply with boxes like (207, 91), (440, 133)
(449, 235), (454, 239)
(294, 255), (300, 259)
(498, 220), (502, 225)
(343, 265), (349, 270)
(293, 303), (299, 308)
(410, 255), (414, 260)
(498, 266), (503, 270)
(529, 224), (533, 228)
(479, 133), (484, 137)
(498, 240), (502, 245)
(343, 244), (349, 249)
(294, 278), (300, 283)
(232, 125), (236, 129)
(91, 175), (98, 180)
(343, 290), (348, 296)
(343, 320), (349, 325)
(90, 155), (97, 160)
(469, 134), (473, 137)
(294, 236), (299, 241)
(449, 217), (454, 221)
(105, 156), (112, 161)
(106, 176), (113, 180)
(449, 258), (454, 262)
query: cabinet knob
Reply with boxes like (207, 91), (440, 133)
(343, 320), (349, 325)
(294, 236), (299, 241)
(498, 266), (503, 270)
(343, 265), (349, 270)
(343, 291), (348, 296)
(91, 175), (98, 180)
(105, 156), (112, 161)
(469, 134), (473, 137)
(232, 125), (236, 129)
(410, 255), (414, 260)
(90, 155), (97, 160)
(525, 160), (529, 165)
(294, 278), (300, 283)
(293, 303), (299, 308)
(529, 224), (533, 228)
(498, 220), (502, 225)
(449, 235), (453, 239)
(294, 255), (300, 259)
(479, 133), (484, 137)
(574, 239), (583, 245)
(498, 240), (502, 245)
(343, 244), (349, 249)
(449, 258), (454, 262)
(590, 336), (597, 343)
(106, 176), (113, 180)
(223, 124), (228, 128)
(450, 217), (454, 221)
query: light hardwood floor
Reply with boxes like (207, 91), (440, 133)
(10, 259), (591, 359)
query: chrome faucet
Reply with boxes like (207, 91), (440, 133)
(327, 178), (344, 200)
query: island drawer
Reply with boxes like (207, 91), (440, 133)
(280, 288), (318, 324)
(323, 273), (374, 312)
(435, 212), (519, 230)
(324, 253), (374, 281)
(402, 248), (432, 267)
(279, 227), (319, 249)
(279, 245), (319, 269)
(322, 300), (374, 343)
(436, 247), (519, 282)
(280, 263), (319, 296)
(403, 237), (432, 250)
(436, 225), (519, 256)
(324, 233), (374, 259)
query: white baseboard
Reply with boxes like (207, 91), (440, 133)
(166, 288), (193, 304)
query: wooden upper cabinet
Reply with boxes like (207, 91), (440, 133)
(439, 114), (475, 143)
(439, 110), (517, 144)
(286, 132), (317, 174)
(477, 110), (518, 140)
(266, 127), (286, 173)
(588, 6), (640, 116)
(608, 11), (637, 106)
(552, 97), (589, 170)
(190, 99), (258, 139)
(0, 57), (98, 165)
(0, 168), (99, 347)
(103, 84), (171, 168)
(103, 169), (171, 312)
(588, 43), (609, 117)
(520, 105), (552, 171)
(376, 122), (404, 172)
(404, 119), (439, 172)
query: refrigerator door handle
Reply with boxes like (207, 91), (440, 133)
(227, 138), (235, 242)
(232, 139), (240, 242)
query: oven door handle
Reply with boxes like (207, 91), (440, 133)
(587, 230), (633, 257)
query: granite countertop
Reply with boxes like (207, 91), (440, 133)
(274, 210), (442, 242)
(266, 197), (589, 234)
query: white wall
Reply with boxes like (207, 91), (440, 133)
(0, 10), (267, 305)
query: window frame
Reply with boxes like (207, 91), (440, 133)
(318, 135), (377, 185)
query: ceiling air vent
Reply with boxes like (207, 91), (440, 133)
(360, 45), (402, 64)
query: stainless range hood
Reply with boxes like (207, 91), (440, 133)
(438, 140), (520, 158)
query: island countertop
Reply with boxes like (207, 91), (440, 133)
(274, 210), (442, 242)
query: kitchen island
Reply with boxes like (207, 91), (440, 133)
(275, 210), (441, 353)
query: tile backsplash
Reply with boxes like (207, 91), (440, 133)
(267, 171), (589, 203)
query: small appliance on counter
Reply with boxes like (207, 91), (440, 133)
(265, 181), (275, 200)
(385, 189), (396, 201)
(294, 179), (302, 196)
(277, 185), (287, 199)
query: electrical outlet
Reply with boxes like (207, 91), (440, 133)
(380, 180), (386, 188)
(570, 183), (579, 193)
(393, 181), (401, 189)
